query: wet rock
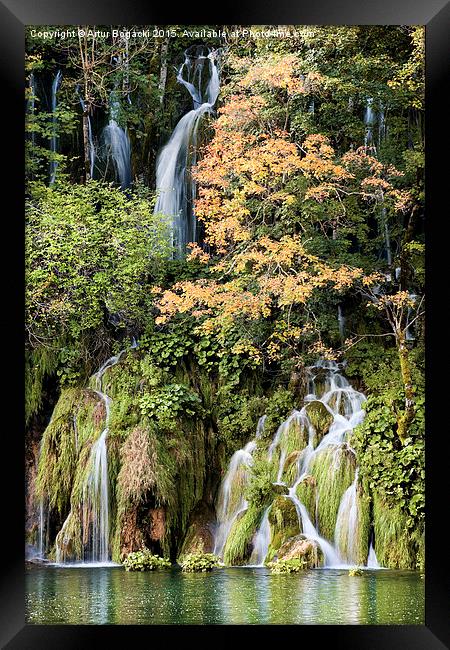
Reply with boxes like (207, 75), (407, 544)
(276, 534), (322, 568)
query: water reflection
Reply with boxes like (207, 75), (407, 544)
(26, 566), (424, 625)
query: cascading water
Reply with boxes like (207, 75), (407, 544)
(103, 96), (132, 190)
(154, 46), (220, 256)
(214, 360), (382, 569)
(213, 439), (257, 558)
(364, 97), (375, 149)
(249, 507), (271, 566)
(54, 340), (137, 564)
(337, 304), (345, 340)
(367, 541), (381, 568)
(49, 70), (62, 185)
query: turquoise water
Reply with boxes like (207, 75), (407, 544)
(26, 565), (424, 625)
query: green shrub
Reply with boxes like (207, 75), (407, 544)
(267, 558), (307, 573)
(348, 567), (364, 576)
(122, 549), (171, 571)
(180, 552), (221, 572)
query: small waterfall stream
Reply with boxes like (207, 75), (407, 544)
(213, 440), (257, 558)
(54, 340), (137, 564)
(154, 46), (220, 256)
(214, 360), (382, 569)
(103, 96), (132, 189)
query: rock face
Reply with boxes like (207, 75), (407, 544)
(267, 496), (300, 562)
(178, 502), (215, 560)
(276, 534), (322, 568)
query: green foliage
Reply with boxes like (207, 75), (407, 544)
(268, 558), (307, 573)
(180, 553), (220, 572)
(348, 567), (364, 576)
(216, 392), (266, 448)
(245, 457), (275, 508)
(138, 327), (194, 371)
(263, 388), (296, 439)
(139, 384), (202, 423)
(123, 549), (171, 571)
(26, 181), (171, 345)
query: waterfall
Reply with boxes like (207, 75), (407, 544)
(288, 490), (342, 567)
(337, 304), (345, 340)
(154, 47), (220, 257)
(334, 470), (359, 563)
(49, 70), (62, 185)
(249, 507), (272, 566)
(103, 98), (132, 190)
(367, 541), (380, 568)
(76, 87), (96, 180)
(214, 360), (384, 568)
(364, 97), (374, 148)
(213, 440), (256, 557)
(55, 340), (137, 564)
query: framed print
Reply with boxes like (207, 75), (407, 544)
(0, 0), (449, 646)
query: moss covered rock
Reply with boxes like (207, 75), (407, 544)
(280, 451), (301, 485)
(178, 503), (215, 560)
(222, 506), (262, 566)
(276, 534), (322, 568)
(295, 475), (317, 525)
(309, 443), (356, 540)
(372, 492), (419, 569)
(266, 496), (300, 562)
(305, 400), (333, 446)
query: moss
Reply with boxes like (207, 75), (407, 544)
(372, 492), (417, 569)
(308, 444), (357, 540)
(268, 558), (307, 573)
(266, 496), (300, 562)
(305, 401), (333, 446)
(276, 534), (322, 568)
(222, 506), (263, 566)
(177, 503), (215, 560)
(295, 475), (317, 525)
(25, 345), (59, 424)
(348, 567), (364, 576)
(54, 509), (83, 562)
(280, 451), (301, 485)
(36, 387), (89, 514)
(271, 414), (309, 481)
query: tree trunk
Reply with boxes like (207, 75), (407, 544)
(396, 329), (415, 444)
(82, 111), (91, 181)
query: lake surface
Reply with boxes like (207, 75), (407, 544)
(26, 565), (424, 625)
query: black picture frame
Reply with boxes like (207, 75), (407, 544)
(1, 0), (448, 646)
